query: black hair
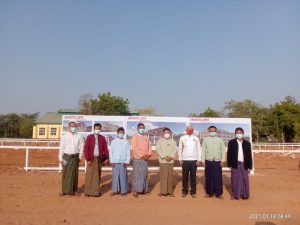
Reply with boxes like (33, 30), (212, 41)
(69, 121), (76, 126)
(117, 127), (125, 132)
(137, 123), (145, 128)
(163, 127), (171, 132)
(235, 127), (244, 133)
(94, 123), (102, 128)
(208, 126), (217, 130)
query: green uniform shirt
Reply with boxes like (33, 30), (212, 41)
(201, 137), (226, 162)
(156, 137), (178, 164)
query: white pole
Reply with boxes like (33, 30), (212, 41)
(25, 147), (29, 172)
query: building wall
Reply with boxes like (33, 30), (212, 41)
(32, 124), (62, 139)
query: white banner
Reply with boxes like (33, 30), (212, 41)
(62, 115), (252, 147)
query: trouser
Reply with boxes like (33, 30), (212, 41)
(159, 163), (174, 195)
(182, 160), (197, 194)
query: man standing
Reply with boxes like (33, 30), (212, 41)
(131, 123), (152, 198)
(59, 121), (84, 196)
(84, 123), (109, 197)
(227, 127), (253, 200)
(109, 127), (131, 196)
(156, 128), (178, 197)
(201, 126), (226, 198)
(178, 124), (201, 198)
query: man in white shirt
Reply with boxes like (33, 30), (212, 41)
(178, 124), (202, 198)
(59, 121), (84, 196)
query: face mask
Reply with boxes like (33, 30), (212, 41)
(94, 129), (101, 135)
(209, 132), (216, 137)
(236, 133), (244, 139)
(70, 127), (76, 133)
(138, 129), (145, 134)
(186, 130), (193, 135)
(117, 133), (124, 139)
(164, 133), (171, 139)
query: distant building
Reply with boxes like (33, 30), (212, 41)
(148, 127), (165, 145)
(198, 129), (235, 145)
(32, 109), (80, 139)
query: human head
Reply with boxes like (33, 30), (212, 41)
(117, 127), (125, 139)
(208, 126), (217, 137)
(94, 123), (102, 135)
(186, 124), (194, 135)
(235, 127), (244, 139)
(137, 123), (145, 134)
(69, 121), (76, 133)
(163, 127), (171, 139)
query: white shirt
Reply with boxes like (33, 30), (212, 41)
(59, 132), (84, 161)
(94, 135), (99, 157)
(237, 140), (244, 162)
(178, 134), (202, 161)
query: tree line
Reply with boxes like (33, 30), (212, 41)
(0, 92), (299, 142)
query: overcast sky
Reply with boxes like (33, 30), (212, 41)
(1, 0), (299, 116)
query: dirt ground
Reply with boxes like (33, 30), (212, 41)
(0, 150), (299, 225)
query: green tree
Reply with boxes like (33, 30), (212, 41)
(0, 113), (39, 138)
(90, 92), (130, 115)
(268, 96), (300, 142)
(223, 99), (269, 142)
(190, 107), (221, 117)
(19, 113), (39, 138)
(134, 107), (156, 116)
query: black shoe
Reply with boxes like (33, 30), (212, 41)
(181, 192), (187, 197)
(190, 193), (197, 198)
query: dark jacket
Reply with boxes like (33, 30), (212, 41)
(84, 134), (109, 162)
(227, 138), (253, 170)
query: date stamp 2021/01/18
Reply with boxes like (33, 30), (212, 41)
(249, 213), (292, 220)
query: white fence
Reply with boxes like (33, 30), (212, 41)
(0, 145), (232, 173)
(1, 139), (300, 174)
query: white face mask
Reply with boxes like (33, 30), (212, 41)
(70, 127), (76, 133)
(94, 129), (101, 135)
(236, 133), (244, 139)
(117, 133), (124, 139)
(164, 133), (171, 139)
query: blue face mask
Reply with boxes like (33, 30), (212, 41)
(117, 133), (124, 139)
(70, 127), (76, 133)
(209, 132), (216, 137)
(138, 129), (145, 134)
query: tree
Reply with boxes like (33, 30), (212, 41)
(223, 99), (269, 142)
(190, 107), (221, 117)
(78, 93), (93, 115)
(90, 92), (130, 115)
(19, 113), (39, 138)
(0, 113), (39, 138)
(134, 107), (156, 116)
(268, 96), (300, 142)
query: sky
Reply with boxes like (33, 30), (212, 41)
(0, 0), (299, 116)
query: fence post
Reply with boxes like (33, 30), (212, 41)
(25, 147), (29, 172)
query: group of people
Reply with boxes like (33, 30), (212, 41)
(59, 122), (252, 200)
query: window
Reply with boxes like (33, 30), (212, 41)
(39, 128), (45, 136)
(50, 128), (57, 136)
